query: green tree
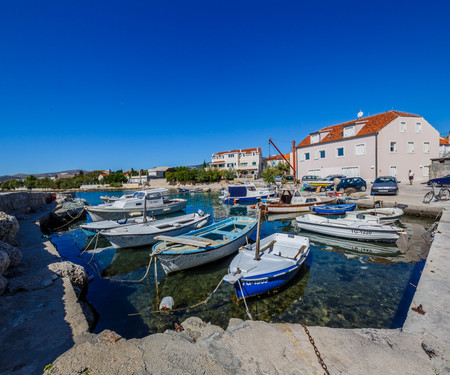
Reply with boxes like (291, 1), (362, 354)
(25, 175), (37, 189)
(261, 167), (277, 183)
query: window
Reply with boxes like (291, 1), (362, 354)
(241, 153), (246, 157)
(241, 162), (248, 166)
(228, 154), (234, 158)
(408, 142), (415, 153)
(311, 134), (320, 144)
(319, 150), (326, 159)
(423, 142), (430, 153)
(390, 141), (397, 153)
(252, 162), (257, 166)
(416, 122), (422, 133)
(305, 152), (310, 160)
(252, 152), (256, 156)
(400, 122), (407, 132)
(227, 163), (235, 167)
(343, 126), (355, 137)
(355, 143), (366, 155)
(336, 147), (344, 157)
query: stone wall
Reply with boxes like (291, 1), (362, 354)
(429, 157), (450, 179)
(0, 192), (54, 214)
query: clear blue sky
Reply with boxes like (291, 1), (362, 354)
(1, 0), (449, 175)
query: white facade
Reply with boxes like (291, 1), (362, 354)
(296, 111), (439, 182)
(211, 147), (263, 178)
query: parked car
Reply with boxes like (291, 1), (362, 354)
(306, 174), (347, 192)
(302, 175), (321, 182)
(325, 177), (367, 192)
(283, 175), (295, 184)
(371, 177), (399, 195)
(427, 174), (450, 187)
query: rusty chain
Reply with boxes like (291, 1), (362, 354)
(302, 324), (330, 375)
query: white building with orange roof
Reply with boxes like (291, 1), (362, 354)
(264, 154), (291, 169)
(295, 110), (439, 182)
(440, 134), (450, 157)
(211, 147), (263, 178)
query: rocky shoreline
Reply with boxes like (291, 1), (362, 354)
(0, 192), (449, 374)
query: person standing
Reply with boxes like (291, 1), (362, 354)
(408, 170), (414, 185)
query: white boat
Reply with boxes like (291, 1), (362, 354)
(220, 182), (276, 203)
(224, 233), (310, 299)
(100, 212), (211, 249)
(345, 207), (404, 224)
(80, 216), (156, 236)
(100, 193), (133, 204)
(86, 189), (187, 222)
(295, 214), (403, 242)
(152, 217), (257, 274)
(259, 188), (335, 213)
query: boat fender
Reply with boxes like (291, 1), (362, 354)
(250, 205), (256, 209)
(159, 296), (174, 310)
(234, 199), (239, 204)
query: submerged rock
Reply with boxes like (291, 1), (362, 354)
(0, 211), (19, 245)
(0, 241), (22, 267)
(48, 261), (87, 290)
(0, 275), (7, 295)
(0, 250), (10, 275)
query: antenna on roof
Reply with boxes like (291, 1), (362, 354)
(357, 110), (363, 119)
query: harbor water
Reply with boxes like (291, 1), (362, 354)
(51, 190), (433, 339)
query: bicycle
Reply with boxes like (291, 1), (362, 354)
(423, 184), (450, 204)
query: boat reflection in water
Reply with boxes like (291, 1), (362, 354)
(101, 247), (151, 277)
(229, 263), (311, 322)
(305, 232), (404, 262)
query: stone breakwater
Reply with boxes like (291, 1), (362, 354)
(0, 191), (54, 214)
(0, 192), (92, 375)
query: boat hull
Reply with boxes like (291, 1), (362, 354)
(311, 204), (356, 215)
(235, 264), (302, 299)
(295, 219), (399, 242)
(86, 199), (187, 222)
(157, 226), (257, 274)
(260, 199), (334, 214)
(102, 216), (210, 249)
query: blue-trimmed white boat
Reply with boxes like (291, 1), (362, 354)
(311, 203), (356, 215)
(223, 233), (310, 299)
(152, 217), (257, 275)
(220, 182), (276, 204)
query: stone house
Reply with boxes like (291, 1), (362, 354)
(296, 110), (440, 182)
(211, 147), (263, 178)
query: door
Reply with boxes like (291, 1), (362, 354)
(390, 166), (397, 177)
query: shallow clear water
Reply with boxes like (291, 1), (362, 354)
(52, 189), (433, 338)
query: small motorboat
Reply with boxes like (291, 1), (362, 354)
(259, 188), (335, 213)
(80, 216), (156, 236)
(311, 203), (356, 215)
(152, 216), (257, 275)
(224, 233), (310, 299)
(220, 182), (276, 204)
(100, 211), (211, 249)
(345, 207), (404, 224)
(86, 189), (187, 222)
(295, 214), (403, 242)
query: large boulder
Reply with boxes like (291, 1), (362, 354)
(48, 261), (87, 290)
(0, 250), (10, 275)
(0, 241), (22, 267)
(0, 275), (7, 295)
(0, 211), (19, 245)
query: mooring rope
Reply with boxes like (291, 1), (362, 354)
(237, 279), (253, 320)
(52, 207), (86, 231)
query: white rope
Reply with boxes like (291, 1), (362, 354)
(237, 279), (253, 320)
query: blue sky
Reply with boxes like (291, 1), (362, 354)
(1, 0), (449, 175)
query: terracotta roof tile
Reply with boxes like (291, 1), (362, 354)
(440, 136), (449, 145)
(297, 111), (420, 148)
(215, 147), (261, 156)
(266, 153), (290, 161)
